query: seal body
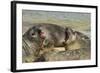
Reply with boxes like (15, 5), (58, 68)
(23, 23), (90, 51)
(23, 23), (66, 47)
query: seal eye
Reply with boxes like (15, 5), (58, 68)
(32, 33), (35, 36)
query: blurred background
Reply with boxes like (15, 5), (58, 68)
(22, 10), (91, 37)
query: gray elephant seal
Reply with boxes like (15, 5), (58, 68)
(23, 23), (66, 47)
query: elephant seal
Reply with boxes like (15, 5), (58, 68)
(23, 23), (66, 47)
(64, 27), (90, 50)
